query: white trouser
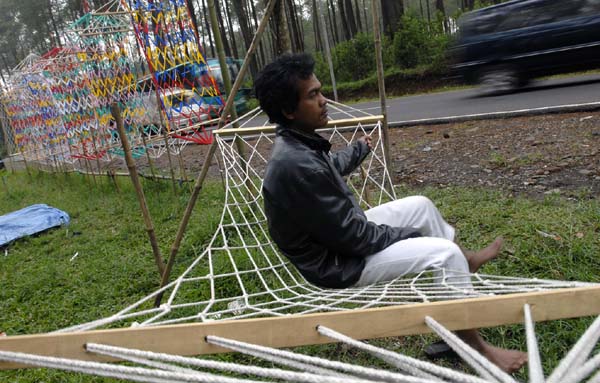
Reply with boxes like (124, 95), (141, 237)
(354, 196), (471, 288)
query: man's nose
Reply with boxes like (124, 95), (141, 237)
(319, 93), (327, 106)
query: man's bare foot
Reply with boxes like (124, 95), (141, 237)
(480, 344), (528, 373)
(465, 237), (504, 273)
(457, 329), (527, 373)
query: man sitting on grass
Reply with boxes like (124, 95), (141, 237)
(256, 52), (527, 373)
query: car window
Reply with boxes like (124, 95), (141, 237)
(538, 1), (586, 22)
(582, 0), (600, 13)
(459, 11), (505, 36)
(496, 5), (536, 31)
(497, 0), (587, 31)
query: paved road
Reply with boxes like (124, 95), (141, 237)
(330, 73), (600, 125)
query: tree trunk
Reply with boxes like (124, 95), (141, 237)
(1, 54), (11, 81)
(343, 0), (358, 38)
(354, 0), (363, 33)
(185, 0), (201, 45)
(326, 0), (339, 44)
(362, 0), (369, 34)
(286, 0), (303, 52)
(273, 0), (291, 55)
(338, 0), (351, 40)
(380, 0), (403, 36)
(47, 0), (62, 47)
(202, 0), (216, 57)
(435, 0), (449, 32)
(0, 59), (7, 84)
(224, 0), (239, 58)
(287, 0), (299, 52)
(232, 0), (259, 77)
(214, 1), (232, 57)
(251, 0), (266, 68)
(312, 0), (322, 52)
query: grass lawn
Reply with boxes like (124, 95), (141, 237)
(0, 168), (598, 382)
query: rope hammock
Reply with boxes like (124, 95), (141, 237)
(58, 102), (594, 332)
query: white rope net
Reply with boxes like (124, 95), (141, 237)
(61, 103), (594, 333)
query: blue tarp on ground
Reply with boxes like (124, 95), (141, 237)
(0, 204), (70, 246)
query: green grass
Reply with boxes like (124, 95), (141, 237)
(0, 169), (599, 381)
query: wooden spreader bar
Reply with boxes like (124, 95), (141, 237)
(1, 286), (600, 370)
(214, 115), (384, 137)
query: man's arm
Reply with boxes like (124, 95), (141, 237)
(292, 168), (420, 257)
(330, 135), (372, 176)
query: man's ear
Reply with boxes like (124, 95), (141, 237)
(282, 108), (295, 121)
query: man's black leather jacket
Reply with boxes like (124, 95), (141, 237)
(263, 126), (420, 288)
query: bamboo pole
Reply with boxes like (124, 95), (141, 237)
(154, 0), (282, 307)
(78, 136), (96, 185)
(90, 11), (132, 16)
(207, 0), (240, 126)
(89, 128), (104, 177)
(140, 132), (158, 180)
(206, 0), (250, 208)
(78, 29), (132, 37)
(158, 108), (179, 195)
(216, 0), (279, 129)
(111, 103), (165, 278)
(153, 141), (218, 306)
(107, 169), (120, 193)
(33, 143), (44, 172)
(176, 151), (189, 185)
(371, 0), (393, 186)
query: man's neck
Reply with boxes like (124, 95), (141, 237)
(288, 123), (317, 135)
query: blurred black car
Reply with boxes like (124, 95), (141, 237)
(449, 0), (600, 94)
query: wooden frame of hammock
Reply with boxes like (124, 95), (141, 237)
(1, 286), (600, 369)
(213, 115), (384, 137)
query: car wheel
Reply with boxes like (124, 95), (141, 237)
(478, 66), (519, 96)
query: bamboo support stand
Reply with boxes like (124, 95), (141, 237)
(111, 103), (165, 278)
(153, 0), (281, 307)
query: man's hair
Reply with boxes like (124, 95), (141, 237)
(254, 53), (315, 126)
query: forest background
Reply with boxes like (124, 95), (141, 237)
(0, 0), (509, 158)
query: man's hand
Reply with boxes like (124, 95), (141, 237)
(359, 135), (373, 150)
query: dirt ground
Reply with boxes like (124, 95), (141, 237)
(389, 111), (600, 198)
(140, 110), (600, 198)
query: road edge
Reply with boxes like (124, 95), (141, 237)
(389, 101), (600, 128)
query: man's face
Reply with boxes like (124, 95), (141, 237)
(284, 74), (328, 132)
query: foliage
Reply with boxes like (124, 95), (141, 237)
(319, 64), (453, 101)
(315, 33), (377, 85)
(0, 169), (598, 381)
(391, 13), (450, 70)
(314, 13), (451, 88)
